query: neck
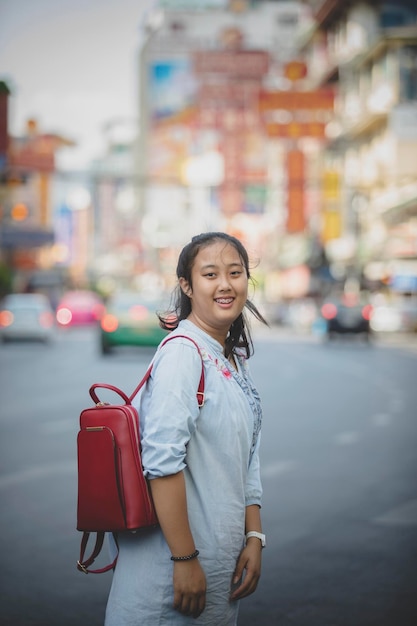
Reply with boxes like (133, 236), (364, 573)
(187, 313), (228, 347)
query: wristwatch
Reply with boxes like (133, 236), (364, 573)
(246, 531), (266, 548)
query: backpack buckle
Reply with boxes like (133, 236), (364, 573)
(77, 560), (89, 574)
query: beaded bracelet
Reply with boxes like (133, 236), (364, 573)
(170, 549), (200, 562)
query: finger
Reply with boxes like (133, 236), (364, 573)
(176, 594), (204, 618)
(194, 594), (206, 618)
(173, 591), (182, 611)
(231, 572), (259, 600)
(232, 557), (246, 585)
(190, 598), (205, 619)
(179, 599), (191, 616)
(190, 589), (206, 618)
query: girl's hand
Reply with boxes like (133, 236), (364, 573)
(173, 558), (206, 618)
(230, 542), (262, 601)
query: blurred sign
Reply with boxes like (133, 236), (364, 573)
(148, 59), (196, 181)
(149, 59), (196, 121)
(322, 170), (340, 201)
(8, 135), (56, 173)
(197, 81), (260, 107)
(197, 107), (260, 129)
(259, 89), (334, 111)
(322, 210), (341, 242)
(194, 50), (270, 78)
(286, 150), (306, 233)
(322, 169), (341, 242)
(266, 121), (326, 139)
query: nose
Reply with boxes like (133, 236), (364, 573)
(218, 273), (232, 291)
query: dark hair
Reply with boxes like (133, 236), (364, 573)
(159, 232), (268, 358)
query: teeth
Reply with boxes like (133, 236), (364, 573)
(216, 298), (233, 304)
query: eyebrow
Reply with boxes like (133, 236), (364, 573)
(200, 262), (243, 271)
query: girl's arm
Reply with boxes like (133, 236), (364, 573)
(150, 472), (206, 618)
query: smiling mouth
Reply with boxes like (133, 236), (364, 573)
(215, 298), (234, 304)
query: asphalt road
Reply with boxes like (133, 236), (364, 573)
(0, 326), (416, 626)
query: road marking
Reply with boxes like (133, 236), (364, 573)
(373, 499), (417, 527)
(0, 461), (75, 489)
(334, 431), (360, 445)
(261, 460), (297, 479)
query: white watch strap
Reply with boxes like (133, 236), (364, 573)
(246, 531), (266, 547)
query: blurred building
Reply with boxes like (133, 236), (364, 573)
(299, 0), (417, 297)
(88, 119), (143, 292)
(136, 0), (309, 282)
(135, 0), (417, 310)
(0, 82), (75, 297)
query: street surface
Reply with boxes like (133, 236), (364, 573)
(0, 325), (416, 626)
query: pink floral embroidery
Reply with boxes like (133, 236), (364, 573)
(200, 349), (233, 380)
(220, 364), (232, 379)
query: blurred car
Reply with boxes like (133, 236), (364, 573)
(0, 293), (55, 343)
(320, 292), (373, 340)
(56, 290), (105, 327)
(99, 292), (171, 354)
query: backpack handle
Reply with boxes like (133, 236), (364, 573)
(89, 383), (134, 406)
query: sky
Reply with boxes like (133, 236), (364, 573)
(0, 0), (153, 169)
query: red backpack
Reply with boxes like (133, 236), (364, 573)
(76, 335), (204, 574)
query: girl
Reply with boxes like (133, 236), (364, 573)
(105, 232), (268, 625)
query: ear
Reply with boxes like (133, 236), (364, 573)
(179, 277), (192, 297)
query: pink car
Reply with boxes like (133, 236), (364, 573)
(56, 290), (105, 327)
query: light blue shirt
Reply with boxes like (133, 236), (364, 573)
(139, 319), (263, 512)
(105, 319), (263, 625)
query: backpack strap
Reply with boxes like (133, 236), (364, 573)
(77, 532), (116, 574)
(128, 334), (205, 407)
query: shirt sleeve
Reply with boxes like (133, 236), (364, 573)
(245, 432), (263, 507)
(139, 338), (203, 479)
(240, 357), (263, 507)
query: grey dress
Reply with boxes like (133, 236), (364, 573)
(105, 320), (263, 625)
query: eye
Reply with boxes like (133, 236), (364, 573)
(203, 272), (216, 278)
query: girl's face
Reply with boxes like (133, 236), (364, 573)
(179, 240), (248, 345)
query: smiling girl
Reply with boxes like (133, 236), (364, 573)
(105, 232), (268, 626)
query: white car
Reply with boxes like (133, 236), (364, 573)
(0, 293), (55, 342)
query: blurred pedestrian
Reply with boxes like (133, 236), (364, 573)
(105, 232), (268, 625)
